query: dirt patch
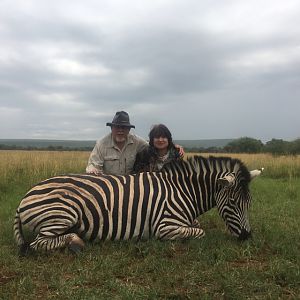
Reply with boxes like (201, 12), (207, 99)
(228, 258), (268, 270)
(0, 269), (19, 285)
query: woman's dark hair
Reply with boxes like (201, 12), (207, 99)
(148, 124), (174, 149)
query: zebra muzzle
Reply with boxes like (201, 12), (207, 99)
(68, 234), (85, 254)
(238, 229), (252, 241)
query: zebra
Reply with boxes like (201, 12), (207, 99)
(13, 155), (262, 254)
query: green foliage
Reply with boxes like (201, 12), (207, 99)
(223, 137), (300, 155)
(289, 138), (300, 155)
(264, 139), (290, 155)
(224, 137), (264, 153)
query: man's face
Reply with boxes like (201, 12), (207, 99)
(111, 125), (130, 144)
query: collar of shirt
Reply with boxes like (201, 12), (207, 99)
(157, 151), (170, 162)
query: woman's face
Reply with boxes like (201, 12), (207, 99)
(153, 136), (169, 150)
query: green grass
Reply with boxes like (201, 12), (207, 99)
(0, 151), (300, 299)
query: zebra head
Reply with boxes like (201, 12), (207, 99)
(216, 167), (263, 240)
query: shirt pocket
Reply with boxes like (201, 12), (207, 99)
(104, 155), (119, 161)
(103, 155), (119, 174)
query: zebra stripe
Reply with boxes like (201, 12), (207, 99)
(14, 155), (259, 254)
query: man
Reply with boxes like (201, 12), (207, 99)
(86, 111), (148, 175)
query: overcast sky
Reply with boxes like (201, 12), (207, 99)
(1, 0), (299, 142)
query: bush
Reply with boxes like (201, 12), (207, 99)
(224, 137), (264, 153)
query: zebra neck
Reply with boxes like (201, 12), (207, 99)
(192, 173), (217, 216)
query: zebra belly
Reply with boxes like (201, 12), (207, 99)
(78, 205), (154, 242)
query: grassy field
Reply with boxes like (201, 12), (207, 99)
(0, 151), (299, 299)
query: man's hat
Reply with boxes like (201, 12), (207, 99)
(106, 111), (135, 128)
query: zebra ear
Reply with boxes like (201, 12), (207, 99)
(250, 168), (264, 180)
(217, 174), (235, 187)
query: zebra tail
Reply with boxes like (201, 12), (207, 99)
(13, 209), (30, 256)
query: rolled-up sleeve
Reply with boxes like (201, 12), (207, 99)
(86, 141), (104, 173)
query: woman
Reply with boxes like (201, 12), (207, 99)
(133, 124), (181, 173)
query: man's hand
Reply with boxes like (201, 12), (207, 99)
(86, 165), (102, 176)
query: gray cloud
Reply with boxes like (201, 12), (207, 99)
(0, 0), (300, 141)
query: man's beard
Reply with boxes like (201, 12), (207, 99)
(115, 135), (126, 143)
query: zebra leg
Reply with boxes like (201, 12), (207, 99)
(158, 222), (205, 240)
(29, 219), (85, 253)
(30, 232), (85, 253)
(191, 219), (201, 228)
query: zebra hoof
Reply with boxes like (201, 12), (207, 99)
(68, 235), (85, 254)
(198, 229), (205, 238)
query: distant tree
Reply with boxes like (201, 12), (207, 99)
(205, 146), (222, 153)
(264, 139), (289, 155)
(185, 147), (204, 153)
(224, 137), (263, 153)
(289, 138), (300, 155)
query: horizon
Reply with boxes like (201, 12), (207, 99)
(0, 136), (298, 144)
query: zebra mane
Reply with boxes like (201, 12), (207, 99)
(165, 155), (251, 183)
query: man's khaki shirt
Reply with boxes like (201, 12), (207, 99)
(86, 133), (148, 175)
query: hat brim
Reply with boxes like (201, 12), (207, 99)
(106, 122), (135, 128)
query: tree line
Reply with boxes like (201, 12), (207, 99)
(1, 137), (300, 155)
(0, 145), (93, 151)
(186, 137), (300, 155)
